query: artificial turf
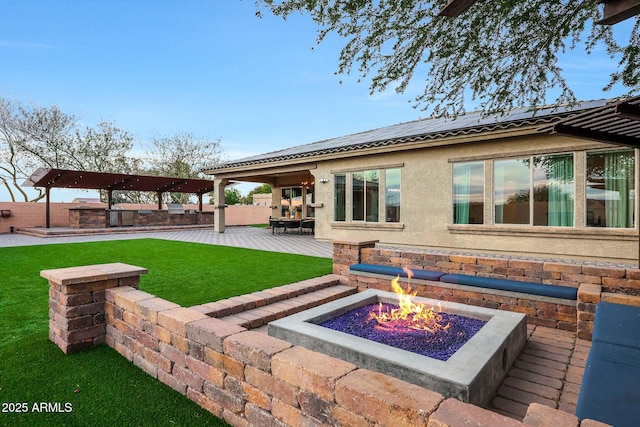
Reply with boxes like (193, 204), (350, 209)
(0, 238), (332, 426)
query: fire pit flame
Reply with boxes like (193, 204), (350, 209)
(368, 267), (451, 334)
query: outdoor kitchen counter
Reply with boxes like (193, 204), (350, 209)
(68, 207), (213, 228)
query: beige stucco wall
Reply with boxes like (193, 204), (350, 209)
(310, 132), (638, 264)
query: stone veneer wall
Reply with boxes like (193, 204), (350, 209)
(333, 240), (640, 340)
(68, 209), (214, 229)
(42, 262), (605, 427)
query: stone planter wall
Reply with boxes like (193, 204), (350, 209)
(43, 263), (606, 426)
(333, 240), (640, 340)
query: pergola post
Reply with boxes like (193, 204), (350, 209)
(107, 189), (113, 208)
(156, 192), (162, 210)
(271, 186), (281, 218)
(213, 179), (228, 233)
(45, 186), (51, 229)
(301, 185), (307, 218)
(198, 193), (203, 212)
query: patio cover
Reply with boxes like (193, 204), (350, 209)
(540, 95), (640, 266)
(543, 95), (640, 147)
(24, 168), (215, 228)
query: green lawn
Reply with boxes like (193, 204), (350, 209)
(0, 238), (332, 426)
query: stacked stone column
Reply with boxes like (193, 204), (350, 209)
(332, 239), (378, 276)
(43, 263), (147, 354)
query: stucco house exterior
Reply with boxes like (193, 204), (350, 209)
(205, 97), (640, 264)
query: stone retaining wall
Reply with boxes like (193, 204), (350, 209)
(42, 263), (607, 426)
(333, 240), (640, 340)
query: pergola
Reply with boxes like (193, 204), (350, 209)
(438, 0), (640, 25)
(541, 96), (640, 266)
(24, 168), (215, 228)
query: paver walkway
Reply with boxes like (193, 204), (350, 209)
(489, 325), (590, 421)
(0, 226), (333, 258)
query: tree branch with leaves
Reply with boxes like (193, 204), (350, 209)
(255, 0), (639, 116)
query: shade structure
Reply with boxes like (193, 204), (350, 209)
(23, 168), (215, 228)
(24, 168), (215, 194)
(542, 95), (640, 148)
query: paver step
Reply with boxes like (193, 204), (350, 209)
(189, 274), (345, 317)
(218, 283), (357, 329)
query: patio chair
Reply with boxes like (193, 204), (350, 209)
(301, 219), (315, 235)
(269, 218), (285, 234)
(283, 219), (301, 234)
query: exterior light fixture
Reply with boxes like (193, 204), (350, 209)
(319, 178), (329, 184)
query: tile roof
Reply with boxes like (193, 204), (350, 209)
(209, 99), (609, 171)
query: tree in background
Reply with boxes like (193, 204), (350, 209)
(0, 97), (29, 202)
(255, 0), (639, 117)
(144, 133), (222, 204)
(242, 183), (272, 205)
(0, 96), (224, 203)
(224, 187), (243, 205)
(0, 99), (138, 202)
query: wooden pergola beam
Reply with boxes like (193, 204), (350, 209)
(597, 0), (640, 25)
(437, 0), (476, 17)
(616, 101), (640, 121)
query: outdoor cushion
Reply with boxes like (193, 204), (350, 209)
(439, 274), (578, 300)
(576, 341), (640, 427)
(348, 263), (446, 281)
(592, 302), (640, 349)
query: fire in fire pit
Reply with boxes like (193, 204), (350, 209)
(319, 302), (486, 361)
(370, 269), (453, 333)
(319, 270), (487, 361)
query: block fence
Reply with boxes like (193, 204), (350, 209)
(333, 240), (640, 340)
(42, 263), (607, 427)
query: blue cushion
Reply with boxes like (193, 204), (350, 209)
(348, 263), (445, 281)
(593, 302), (640, 349)
(576, 341), (640, 427)
(440, 273), (578, 300)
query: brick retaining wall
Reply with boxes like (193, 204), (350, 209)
(42, 263), (608, 426)
(333, 240), (640, 340)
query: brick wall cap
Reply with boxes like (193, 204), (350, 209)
(522, 402), (579, 427)
(224, 330), (292, 356)
(186, 317), (247, 344)
(275, 346), (357, 381)
(157, 307), (209, 336)
(332, 239), (379, 246)
(430, 398), (523, 427)
(41, 262), (147, 285)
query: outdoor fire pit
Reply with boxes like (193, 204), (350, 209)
(268, 288), (526, 405)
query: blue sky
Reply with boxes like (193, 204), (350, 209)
(0, 1), (635, 200)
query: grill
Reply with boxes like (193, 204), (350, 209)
(166, 203), (185, 215)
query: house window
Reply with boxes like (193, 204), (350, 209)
(494, 154), (574, 226)
(586, 150), (635, 228)
(334, 174), (346, 221)
(533, 154), (574, 226)
(453, 162), (483, 224)
(385, 168), (401, 222)
(333, 167), (400, 223)
(353, 170), (379, 222)
(494, 158), (530, 224)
